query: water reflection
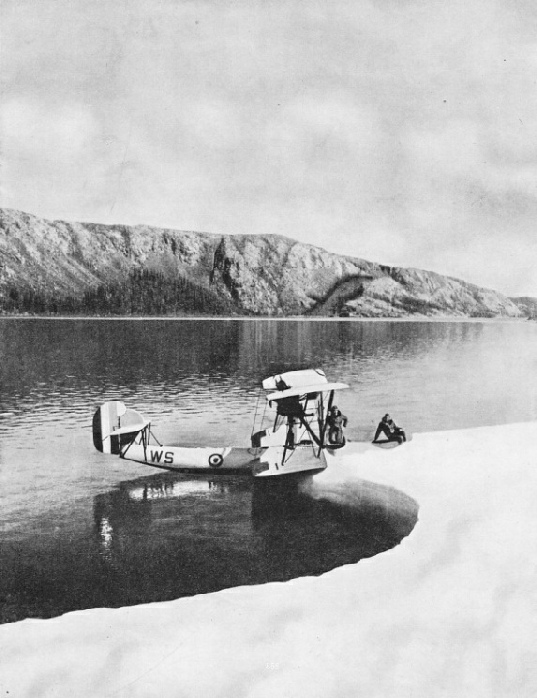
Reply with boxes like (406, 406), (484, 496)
(0, 319), (537, 431)
(0, 319), (534, 438)
(0, 318), (491, 404)
(90, 472), (418, 609)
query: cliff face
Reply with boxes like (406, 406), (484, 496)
(209, 235), (381, 315)
(509, 297), (537, 318)
(0, 208), (522, 317)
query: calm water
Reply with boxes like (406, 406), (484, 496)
(0, 318), (536, 623)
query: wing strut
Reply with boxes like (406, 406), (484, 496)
(320, 390), (335, 448)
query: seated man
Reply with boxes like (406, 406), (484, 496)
(373, 413), (406, 444)
(327, 406), (348, 445)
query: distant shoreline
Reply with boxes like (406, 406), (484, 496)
(0, 314), (529, 323)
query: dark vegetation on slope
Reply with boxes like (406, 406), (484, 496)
(2, 269), (239, 316)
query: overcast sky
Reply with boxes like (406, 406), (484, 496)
(1, 0), (536, 296)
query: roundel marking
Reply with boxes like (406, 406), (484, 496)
(209, 453), (224, 467)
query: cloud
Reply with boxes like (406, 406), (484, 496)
(1, 99), (96, 156)
(1, 0), (536, 293)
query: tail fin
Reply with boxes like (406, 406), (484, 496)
(93, 401), (148, 455)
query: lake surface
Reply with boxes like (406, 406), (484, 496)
(1, 318), (536, 623)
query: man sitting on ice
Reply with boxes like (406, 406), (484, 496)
(373, 413), (406, 444)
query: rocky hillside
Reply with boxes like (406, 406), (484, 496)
(0, 208), (522, 317)
(509, 297), (537, 318)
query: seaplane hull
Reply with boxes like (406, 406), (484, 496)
(120, 445), (255, 474)
(253, 445), (328, 478)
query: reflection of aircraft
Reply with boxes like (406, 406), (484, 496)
(92, 471), (418, 596)
(93, 473), (249, 558)
(93, 472), (252, 561)
(92, 368), (351, 478)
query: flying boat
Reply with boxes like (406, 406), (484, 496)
(92, 368), (351, 478)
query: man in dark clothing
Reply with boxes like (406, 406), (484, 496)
(327, 406), (348, 445)
(274, 396), (302, 449)
(373, 414), (406, 444)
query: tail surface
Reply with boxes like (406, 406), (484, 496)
(93, 401), (148, 454)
